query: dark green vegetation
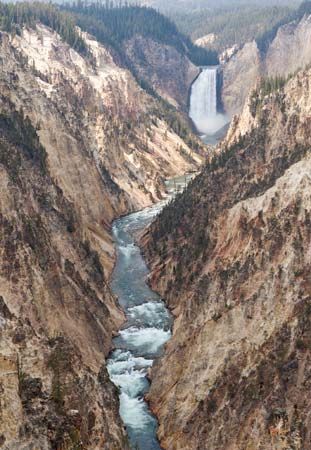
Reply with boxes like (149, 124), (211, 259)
(146, 80), (309, 293)
(64, 1), (218, 65)
(151, 104), (206, 154)
(164, 1), (310, 54)
(125, 0), (309, 55)
(0, 102), (123, 449)
(173, 4), (293, 52)
(0, 1), (214, 148)
(0, 1), (88, 55)
(0, 0), (218, 84)
(249, 75), (288, 118)
(128, 0), (299, 12)
(258, 75), (287, 94)
(0, 108), (48, 180)
(256, 0), (311, 53)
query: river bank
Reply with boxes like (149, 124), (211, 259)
(107, 175), (193, 449)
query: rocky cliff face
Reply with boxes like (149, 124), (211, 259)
(0, 23), (204, 449)
(265, 14), (311, 77)
(221, 41), (261, 117)
(221, 14), (311, 116)
(124, 35), (199, 109)
(0, 104), (128, 450)
(1, 24), (203, 274)
(142, 67), (311, 450)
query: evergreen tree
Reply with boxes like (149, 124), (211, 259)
(65, 1), (219, 66)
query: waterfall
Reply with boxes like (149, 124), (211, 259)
(189, 66), (227, 136)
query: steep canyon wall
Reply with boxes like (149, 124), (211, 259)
(142, 66), (311, 450)
(222, 14), (311, 116)
(0, 23), (204, 449)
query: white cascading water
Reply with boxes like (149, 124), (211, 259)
(189, 66), (227, 136)
(107, 175), (194, 450)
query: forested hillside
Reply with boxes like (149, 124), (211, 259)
(126, 0), (300, 52)
(257, 0), (311, 53)
(174, 5), (293, 51)
(221, 1), (311, 116)
(0, 1), (217, 66)
(128, 0), (299, 12)
(172, 1), (311, 54)
(0, 2), (88, 54)
(0, 1), (217, 108)
(65, 2), (218, 66)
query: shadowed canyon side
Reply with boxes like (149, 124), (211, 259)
(221, 6), (311, 116)
(2, 24), (204, 239)
(106, 176), (193, 450)
(0, 6), (207, 448)
(142, 67), (311, 449)
(123, 35), (199, 110)
(63, 2), (218, 111)
(0, 105), (129, 449)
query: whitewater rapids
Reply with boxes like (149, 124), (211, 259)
(107, 176), (192, 449)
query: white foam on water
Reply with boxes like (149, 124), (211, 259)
(126, 202), (165, 227)
(120, 392), (156, 430)
(108, 350), (153, 398)
(128, 302), (170, 327)
(119, 243), (137, 258)
(108, 349), (131, 361)
(107, 185), (185, 449)
(112, 369), (148, 398)
(119, 326), (171, 355)
(107, 352), (153, 375)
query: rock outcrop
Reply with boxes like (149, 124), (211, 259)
(124, 35), (199, 109)
(195, 34), (217, 48)
(0, 22), (204, 449)
(142, 66), (311, 449)
(221, 14), (311, 116)
(265, 14), (311, 77)
(221, 41), (261, 117)
(1, 24), (203, 274)
(0, 104), (128, 449)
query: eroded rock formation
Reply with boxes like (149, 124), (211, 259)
(0, 22), (204, 449)
(222, 14), (311, 116)
(124, 35), (199, 109)
(142, 66), (311, 450)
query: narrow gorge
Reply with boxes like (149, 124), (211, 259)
(0, 3), (207, 449)
(107, 178), (188, 450)
(106, 63), (225, 449)
(0, 1), (311, 450)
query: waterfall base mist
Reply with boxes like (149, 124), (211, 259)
(189, 66), (229, 137)
(194, 113), (229, 135)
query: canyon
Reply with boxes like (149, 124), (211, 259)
(123, 35), (199, 110)
(0, 2), (311, 450)
(142, 65), (311, 449)
(0, 13), (204, 450)
(221, 11), (311, 116)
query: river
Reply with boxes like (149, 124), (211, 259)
(107, 175), (192, 449)
(107, 64), (230, 448)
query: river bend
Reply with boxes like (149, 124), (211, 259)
(107, 177), (190, 449)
